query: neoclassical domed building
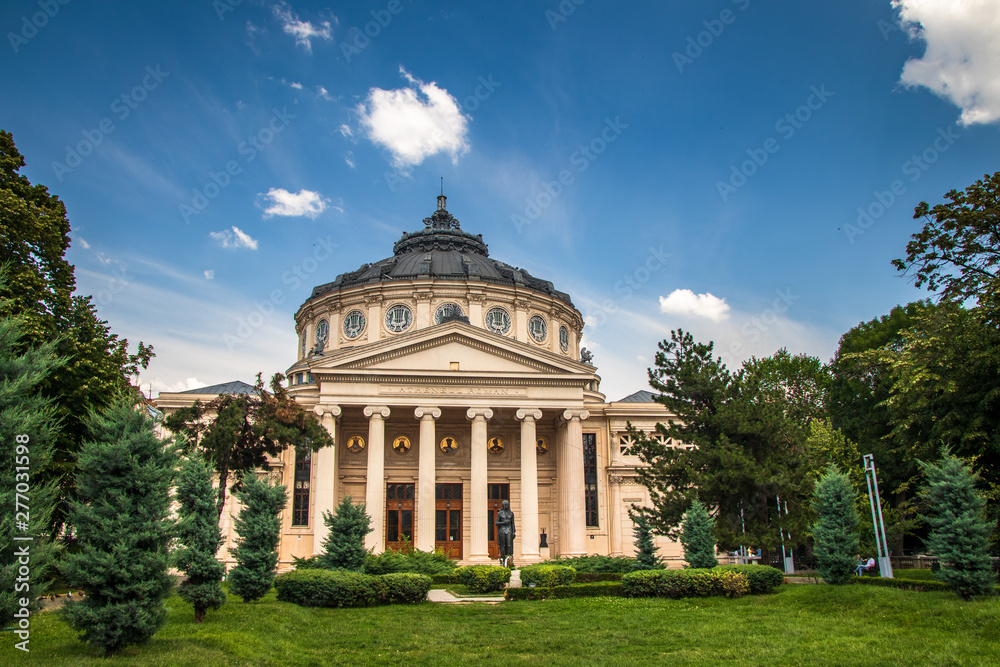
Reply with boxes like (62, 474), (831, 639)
(158, 195), (683, 567)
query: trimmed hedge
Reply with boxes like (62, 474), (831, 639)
(853, 576), (1000, 594)
(430, 573), (458, 585)
(363, 548), (457, 575)
(506, 582), (624, 600)
(575, 572), (623, 583)
(455, 565), (511, 593)
(275, 569), (432, 607)
(623, 568), (725, 599)
(520, 565), (576, 588)
(275, 570), (383, 607)
(713, 564), (784, 595)
(538, 555), (637, 573)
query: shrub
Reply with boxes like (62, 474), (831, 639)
(812, 466), (860, 585)
(318, 496), (371, 572)
(520, 565), (576, 588)
(713, 565), (784, 595)
(430, 573), (458, 585)
(505, 582), (624, 600)
(681, 499), (718, 569)
(716, 570), (750, 598)
(228, 475), (287, 602)
(538, 555), (637, 573)
(631, 509), (662, 570)
(291, 555), (324, 570)
(852, 576), (952, 593)
(275, 570), (381, 608)
(574, 572), (623, 583)
(381, 573), (432, 604)
(364, 547), (457, 575)
(621, 570), (664, 598)
(455, 565), (511, 593)
(660, 569), (720, 598)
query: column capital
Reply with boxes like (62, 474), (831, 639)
(414, 291), (433, 302)
(515, 408), (542, 422)
(364, 405), (391, 419)
(313, 404), (342, 418)
(414, 406), (441, 420)
(561, 409), (590, 423)
(466, 407), (494, 421)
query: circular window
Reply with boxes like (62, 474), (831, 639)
(536, 437), (549, 456)
(343, 310), (366, 339)
(487, 436), (505, 455)
(384, 304), (413, 333)
(346, 435), (366, 453)
(559, 325), (569, 352)
(392, 435), (411, 454)
(485, 307), (512, 335)
(528, 315), (547, 342)
(316, 319), (329, 343)
(434, 302), (464, 324)
(439, 436), (459, 455)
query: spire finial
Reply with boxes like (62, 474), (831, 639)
(437, 178), (447, 212)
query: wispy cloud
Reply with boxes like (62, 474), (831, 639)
(204, 270), (215, 280)
(659, 288), (731, 322)
(272, 2), (334, 53)
(258, 188), (337, 219)
(895, 0), (1000, 125)
(210, 226), (259, 250)
(357, 67), (470, 170)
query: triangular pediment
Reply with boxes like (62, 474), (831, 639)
(309, 322), (589, 377)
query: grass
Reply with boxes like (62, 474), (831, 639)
(15, 585), (1000, 666)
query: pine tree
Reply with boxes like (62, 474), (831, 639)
(59, 396), (175, 657)
(0, 311), (61, 628)
(228, 473), (287, 602)
(812, 466), (860, 585)
(681, 499), (718, 569)
(920, 449), (996, 599)
(174, 455), (226, 623)
(318, 496), (372, 571)
(630, 509), (662, 570)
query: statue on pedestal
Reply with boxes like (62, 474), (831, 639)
(495, 499), (515, 568)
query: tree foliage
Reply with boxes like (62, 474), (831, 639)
(812, 466), (860, 585)
(319, 496), (372, 572)
(228, 473), (287, 602)
(0, 310), (61, 627)
(919, 449), (996, 600)
(174, 455), (226, 623)
(680, 499), (718, 569)
(629, 509), (662, 571)
(59, 396), (175, 657)
(0, 130), (153, 532)
(163, 372), (332, 519)
(630, 330), (829, 556)
(892, 171), (1000, 307)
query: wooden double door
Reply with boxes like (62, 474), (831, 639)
(435, 483), (462, 560)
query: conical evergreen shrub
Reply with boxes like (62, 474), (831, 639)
(812, 465), (860, 585)
(681, 499), (718, 569)
(175, 455), (226, 622)
(630, 509), (662, 570)
(228, 473), (287, 602)
(319, 496), (372, 571)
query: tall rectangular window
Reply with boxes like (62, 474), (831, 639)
(292, 448), (311, 526)
(583, 432), (598, 527)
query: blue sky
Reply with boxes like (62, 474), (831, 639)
(3, 0), (999, 400)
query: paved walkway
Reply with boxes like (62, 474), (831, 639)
(426, 569), (520, 603)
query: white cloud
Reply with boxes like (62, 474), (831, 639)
(155, 377), (209, 393)
(272, 2), (333, 53)
(210, 226), (259, 250)
(357, 67), (470, 169)
(344, 151), (355, 169)
(338, 123), (353, 137)
(204, 270), (215, 280)
(289, 81), (303, 90)
(659, 289), (731, 322)
(895, 0), (1000, 125)
(76, 236), (90, 249)
(316, 86), (333, 101)
(259, 188), (333, 219)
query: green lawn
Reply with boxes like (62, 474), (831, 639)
(12, 585), (999, 666)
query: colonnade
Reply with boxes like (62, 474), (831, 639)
(310, 403), (591, 562)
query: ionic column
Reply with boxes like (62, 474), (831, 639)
(467, 407), (494, 562)
(414, 406), (441, 553)
(559, 409), (590, 556)
(311, 405), (341, 555)
(516, 408), (543, 562)
(364, 406), (391, 552)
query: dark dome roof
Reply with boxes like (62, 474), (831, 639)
(310, 197), (573, 306)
